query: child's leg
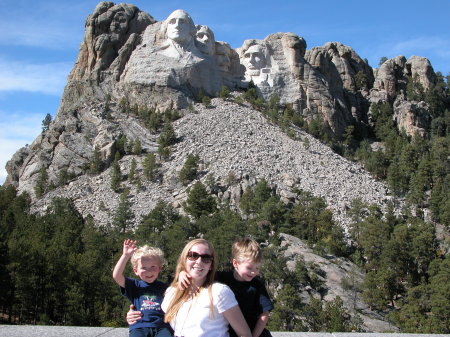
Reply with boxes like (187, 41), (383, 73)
(154, 327), (173, 337)
(129, 327), (148, 337)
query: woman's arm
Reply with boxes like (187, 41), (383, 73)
(223, 305), (252, 337)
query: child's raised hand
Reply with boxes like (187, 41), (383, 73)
(123, 239), (137, 256)
(177, 270), (192, 290)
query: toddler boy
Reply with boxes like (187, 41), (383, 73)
(113, 239), (171, 337)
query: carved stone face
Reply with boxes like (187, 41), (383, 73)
(196, 25), (215, 55)
(166, 10), (193, 44)
(243, 45), (266, 74)
(215, 43), (232, 72)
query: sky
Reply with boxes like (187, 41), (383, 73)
(0, 0), (449, 184)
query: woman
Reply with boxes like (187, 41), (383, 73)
(128, 239), (251, 337)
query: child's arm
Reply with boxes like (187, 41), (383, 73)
(177, 270), (192, 290)
(252, 311), (270, 337)
(112, 239), (137, 288)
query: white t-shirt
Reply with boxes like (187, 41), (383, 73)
(161, 282), (238, 337)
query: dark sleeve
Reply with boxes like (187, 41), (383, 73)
(256, 277), (274, 312)
(120, 277), (138, 302)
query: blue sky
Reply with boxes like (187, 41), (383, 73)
(1, 0), (449, 184)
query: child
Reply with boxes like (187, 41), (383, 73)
(113, 239), (172, 337)
(179, 238), (273, 337)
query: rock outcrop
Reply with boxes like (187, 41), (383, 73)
(281, 233), (397, 332)
(370, 55), (436, 136)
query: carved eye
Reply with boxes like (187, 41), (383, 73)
(169, 18), (176, 24)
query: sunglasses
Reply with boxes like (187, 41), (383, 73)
(187, 251), (213, 263)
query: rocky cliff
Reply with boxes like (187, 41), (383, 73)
(5, 1), (438, 194)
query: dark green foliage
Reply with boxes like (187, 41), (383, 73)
(355, 71), (369, 90)
(41, 113), (52, 132)
(406, 73), (425, 101)
(89, 146), (103, 175)
(0, 192), (125, 326)
(58, 168), (69, 186)
(110, 160), (122, 192)
(282, 190), (348, 256)
(112, 189), (134, 233)
(201, 95), (211, 107)
(184, 181), (217, 219)
(157, 120), (176, 161)
(135, 200), (192, 278)
(218, 85), (230, 99)
(379, 56), (388, 66)
(179, 153), (200, 185)
(389, 256), (450, 333)
(34, 167), (49, 198)
(143, 153), (157, 180)
(132, 139), (142, 155)
(128, 158), (137, 182)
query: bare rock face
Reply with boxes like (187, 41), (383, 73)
(393, 97), (432, 137)
(69, 1), (155, 83)
(305, 42), (374, 93)
(371, 55), (436, 103)
(370, 55), (436, 136)
(371, 56), (408, 103)
(305, 41), (374, 125)
(405, 56), (437, 91)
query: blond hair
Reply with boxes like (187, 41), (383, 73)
(164, 239), (216, 323)
(232, 238), (262, 263)
(130, 245), (166, 269)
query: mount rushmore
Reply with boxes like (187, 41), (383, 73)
(5, 1), (438, 227)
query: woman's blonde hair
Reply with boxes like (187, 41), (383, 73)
(164, 239), (216, 323)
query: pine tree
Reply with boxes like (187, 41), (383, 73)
(133, 139), (142, 155)
(128, 158), (137, 182)
(41, 113), (52, 132)
(179, 153), (199, 185)
(143, 153), (157, 180)
(34, 167), (49, 197)
(89, 146), (103, 174)
(218, 85), (230, 99)
(112, 189), (134, 233)
(110, 160), (122, 192)
(184, 182), (216, 219)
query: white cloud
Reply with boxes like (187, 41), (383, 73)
(0, 58), (71, 95)
(389, 37), (450, 57)
(0, 112), (42, 185)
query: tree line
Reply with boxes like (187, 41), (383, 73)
(1, 173), (448, 332)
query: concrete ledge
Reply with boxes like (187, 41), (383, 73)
(0, 325), (449, 337)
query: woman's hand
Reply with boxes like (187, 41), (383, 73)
(126, 304), (142, 325)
